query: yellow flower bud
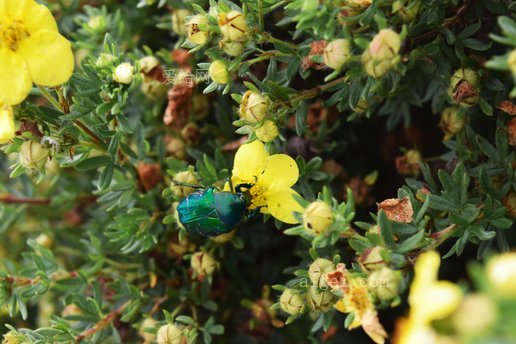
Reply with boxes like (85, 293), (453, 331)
(218, 10), (249, 42)
(347, 0), (372, 10)
(308, 258), (335, 288)
(2, 332), (26, 344)
(0, 105), (15, 144)
(139, 318), (157, 344)
(452, 294), (498, 335)
(166, 136), (187, 160)
(209, 60), (229, 84)
(239, 91), (268, 122)
(447, 68), (479, 108)
(392, 0), (422, 21)
(219, 38), (245, 57)
(212, 229), (235, 244)
(35, 233), (54, 249)
(157, 324), (185, 344)
(306, 287), (338, 312)
(191, 251), (218, 276)
(303, 201), (334, 234)
(359, 246), (389, 271)
(368, 267), (401, 301)
(96, 53), (116, 67)
(87, 15), (106, 31)
(139, 56), (160, 74)
(187, 15), (209, 45)
(508, 49), (516, 76)
(171, 9), (190, 36)
(440, 107), (465, 140)
(323, 39), (351, 70)
(19, 141), (49, 171)
(486, 252), (516, 298)
(354, 99), (369, 113)
(255, 120), (279, 143)
(362, 29), (401, 78)
(170, 169), (199, 198)
(113, 63), (135, 84)
(279, 288), (305, 315)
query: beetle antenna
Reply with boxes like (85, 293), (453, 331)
(171, 180), (204, 189)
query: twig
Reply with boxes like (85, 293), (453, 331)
(291, 76), (347, 103)
(76, 301), (130, 342)
(0, 195), (51, 205)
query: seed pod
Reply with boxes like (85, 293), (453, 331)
(209, 60), (229, 84)
(19, 141), (49, 171)
(447, 68), (479, 108)
(255, 120), (279, 143)
(218, 10), (249, 42)
(486, 252), (516, 298)
(279, 288), (305, 315)
(306, 287), (338, 312)
(362, 29), (401, 78)
(239, 91), (268, 123)
(113, 62), (135, 84)
(157, 324), (186, 344)
(0, 105), (15, 144)
(323, 39), (351, 70)
(367, 267), (401, 301)
(303, 201), (334, 234)
(308, 258), (335, 288)
(219, 39), (245, 57)
(187, 15), (209, 45)
(191, 251), (218, 276)
(171, 9), (190, 36)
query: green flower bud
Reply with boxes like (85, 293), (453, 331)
(170, 168), (199, 198)
(362, 29), (401, 78)
(447, 68), (479, 108)
(323, 39), (351, 70)
(359, 246), (389, 271)
(218, 11), (249, 42)
(19, 141), (49, 171)
(171, 9), (190, 36)
(279, 288), (305, 315)
(367, 267), (401, 301)
(113, 62), (135, 84)
(440, 107), (465, 140)
(239, 91), (268, 122)
(95, 53), (116, 67)
(2, 332), (27, 344)
(157, 324), (186, 344)
(509, 49), (516, 76)
(87, 15), (106, 32)
(308, 258), (335, 288)
(219, 39), (245, 57)
(209, 60), (229, 84)
(392, 0), (422, 21)
(187, 15), (209, 45)
(191, 251), (218, 276)
(255, 120), (279, 143)
(303, 201), (334, 234)
(452, 294), (498, 336)
(306, 287), (338, 312)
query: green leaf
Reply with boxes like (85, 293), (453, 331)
(378, 211), (395, 248)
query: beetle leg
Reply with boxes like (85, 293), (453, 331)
(235, 183), (254, 193)
(171, 180), (204, 189)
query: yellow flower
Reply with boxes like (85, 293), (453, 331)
(229, 140), (303, 224)
(0, 104), (15, 144)
(486, 252), (516, 298)
(0, 0), (75, 105)
(334, 276), (388, 344)
(394, 251), (463, 344)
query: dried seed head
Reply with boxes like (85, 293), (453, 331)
(447, 68), (479, 108)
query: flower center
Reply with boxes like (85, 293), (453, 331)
(1, 21), (30, 51)
(248, 184), (267, 210)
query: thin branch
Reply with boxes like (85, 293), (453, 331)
(290, 76), (347, 103)
(76, 301), (130, 342)
(0, 195), (51, 205)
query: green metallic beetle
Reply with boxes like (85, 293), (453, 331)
(176, 184), (254, 237)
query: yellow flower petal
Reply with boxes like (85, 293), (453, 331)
(361, 310), (388, 344)
(18, 30), (74, 87)
(264, 185), (304, 224)
(0, 105), (16, 144)
(0, 47), (32, 105)
(411, 281), (463, 324)
(232, 140), (268, 182)
(411, 251), (440, 294)
(6, 0), (58, 33)
(259, 154), (299, 188)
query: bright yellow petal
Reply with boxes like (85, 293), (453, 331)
(265, 186), (304, 224)
(0, 106), (16, 144)
(17, 30), (74, 87)
(411, 251), (440, 295)
(3, 0), (58, 33)
(258, 154), (299, 188)
(232, 140), (268, 182)
(0, 47), (32, 105)
(411, 281), (463, 324)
